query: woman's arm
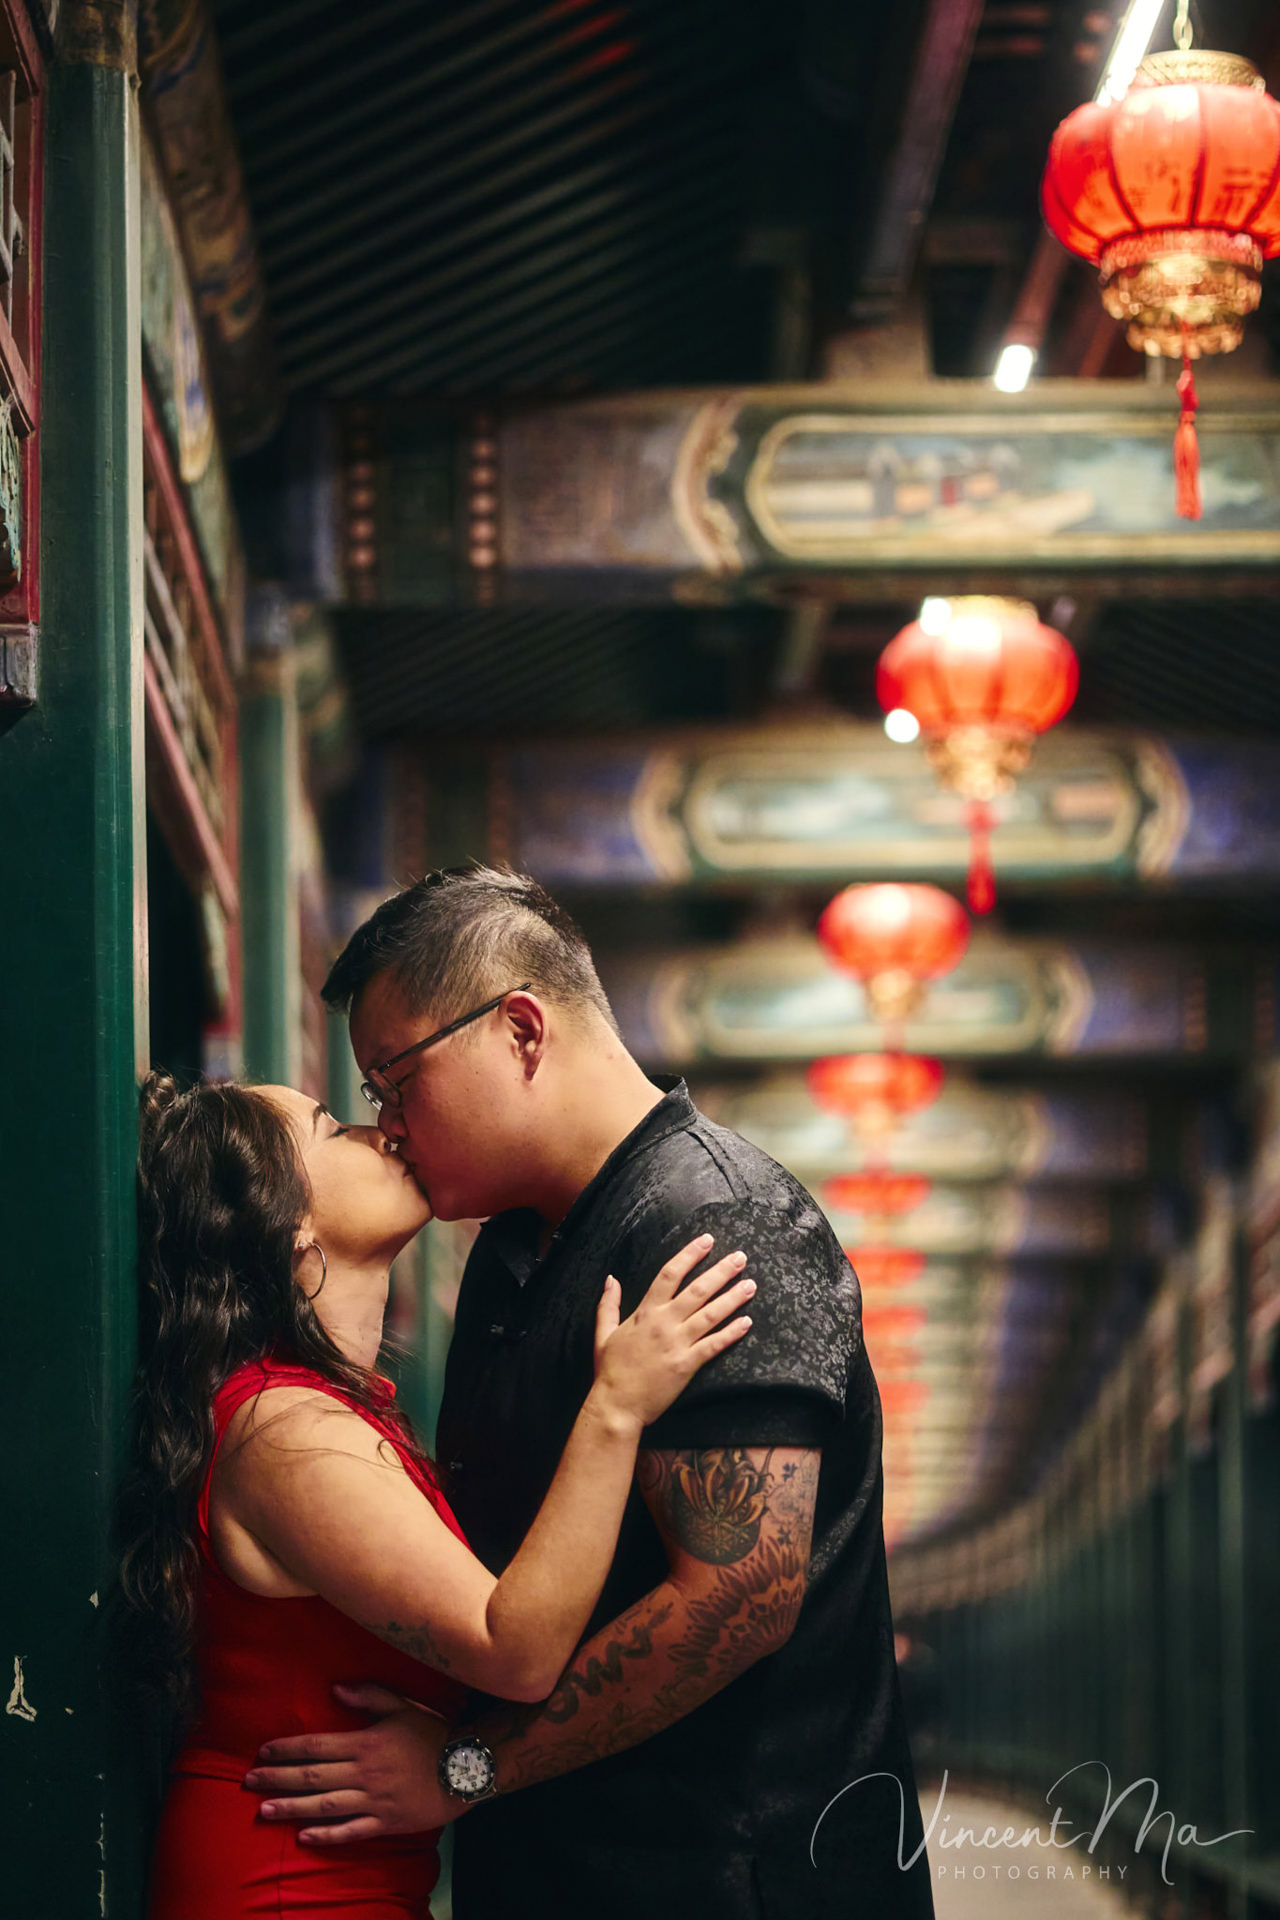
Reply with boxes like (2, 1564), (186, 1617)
(211, 1236), (754, 1702)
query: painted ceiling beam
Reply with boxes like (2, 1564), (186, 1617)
(140, 0), (280, 453)
(600, 932), (1269, 1064)
(287, 383), (1280, 608)
(486, 720), (1280, 891)
(691, 1073), (1151, 1184)
(823, 1183), (1149, 1260)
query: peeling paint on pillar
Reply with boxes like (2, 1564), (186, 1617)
(6, 1654), (37, 1721)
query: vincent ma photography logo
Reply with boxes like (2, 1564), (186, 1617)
(811, 1762), (1253, 1889)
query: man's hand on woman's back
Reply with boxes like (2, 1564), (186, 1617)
(247, 1683), (457, 1844)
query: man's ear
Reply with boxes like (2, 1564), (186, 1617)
(504, 990), (547, 1075)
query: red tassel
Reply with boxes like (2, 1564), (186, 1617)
(967, 799), (996, 914)
(1174, 347), (1201, 522)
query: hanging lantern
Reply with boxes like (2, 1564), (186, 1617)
(845, 1246), (926, 1288)
(823, 1172), (931, 1216)
(879, 1379), (927, 1415)
(876, 596), (1078, 913)
(808, 1052), (944, 1145)
(818, 882), (969, 1039)
(862, 1303), (926, 1346)
(1041, 38), (1280, 518)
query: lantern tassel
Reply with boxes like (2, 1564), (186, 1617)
(966, 799), (996, 914)
(1174, 346), (1201, 522)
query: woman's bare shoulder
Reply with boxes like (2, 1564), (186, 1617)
(219, 1382), (405, 1479)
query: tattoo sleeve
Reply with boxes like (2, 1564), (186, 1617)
(462, 1445), (820, 1795)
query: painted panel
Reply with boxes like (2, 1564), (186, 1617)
(496, 723), (1280, 887)
(823, 1184), (1121, 1257)
(603, 934), (1249, 1063)
(324, 387), (1280, 607)
(692, 1073), (1148, 1181)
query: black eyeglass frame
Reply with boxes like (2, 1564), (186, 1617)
(359, 982), (534, 1112)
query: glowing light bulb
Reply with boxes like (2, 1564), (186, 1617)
(993, 343), (1036, 392)
(918, 597), (952, 636)
(884, 708), (920, 744)
(947, 615), (1002, 654)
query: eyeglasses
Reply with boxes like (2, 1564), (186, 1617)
(360, 983), (533, 1113)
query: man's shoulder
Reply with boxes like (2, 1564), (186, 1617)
(644, 1108), (819, 1206)
(625, 1113), (842, 1262)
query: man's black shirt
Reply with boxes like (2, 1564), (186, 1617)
(435, 1080), (935, 1920)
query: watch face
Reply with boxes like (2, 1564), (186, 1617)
(446, 1739), (496, 1797)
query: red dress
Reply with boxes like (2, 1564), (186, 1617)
(148, 1357), (471, 1919)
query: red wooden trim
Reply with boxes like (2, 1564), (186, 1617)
(0, 0), (45, 428)
(142, 379), (234, 712)
(221, 704), (243, 1031)
(0, 300), (34, 430)
(144, 652), (239, 916)
(21, 84), (39, 621)
(0, 0), (46, 98)
(0, 78), (41, 629)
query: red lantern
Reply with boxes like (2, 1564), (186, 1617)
(877, 596), (1078, 912)
(879, 1379), (927, 1415)
(862, 1304), (926, 1345)
(818, 882), (969, 1037)
(808, 1053), (943, 1134)
(1042, 48), (1280, 518)
(845, 1247), (926, 1288)
(824, 1172), (931, 1216)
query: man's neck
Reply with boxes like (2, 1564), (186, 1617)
(530, 1050), (670, 1230)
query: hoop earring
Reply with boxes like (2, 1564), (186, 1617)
(299, 1240), (327, 1301)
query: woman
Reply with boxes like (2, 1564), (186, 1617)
(124, 1071), (756, 1919)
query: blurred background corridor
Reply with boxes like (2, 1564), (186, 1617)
(3, 0), (1280, 1912)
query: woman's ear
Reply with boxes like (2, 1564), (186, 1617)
(292, 1207), (317, 1263)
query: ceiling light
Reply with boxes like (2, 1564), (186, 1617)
(1097, 0), (1166, 104)
(884, 708), (920, 743)
(993, 342), (1036, 391)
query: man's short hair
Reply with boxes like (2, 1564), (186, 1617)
(322, 864), (619, 1035)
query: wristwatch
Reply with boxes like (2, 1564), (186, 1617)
(438, 1733), (499, 1803)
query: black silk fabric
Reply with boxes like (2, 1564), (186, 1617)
(436, 1081), (936, 1920)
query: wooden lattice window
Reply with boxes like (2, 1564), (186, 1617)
(141, 382), (238, 922)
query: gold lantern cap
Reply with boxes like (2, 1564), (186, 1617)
(1133, 49), (1263, 90)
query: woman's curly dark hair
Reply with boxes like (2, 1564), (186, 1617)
(119, 1071), (432, 1717)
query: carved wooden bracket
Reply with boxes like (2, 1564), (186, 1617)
(0, 617), (33, 702)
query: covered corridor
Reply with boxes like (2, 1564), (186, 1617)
(3, 0), (1280, 1915)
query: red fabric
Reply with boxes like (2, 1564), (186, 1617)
(148, 1357), (471, 1919)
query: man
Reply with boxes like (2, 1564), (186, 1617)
(248, 866), (935, 1920)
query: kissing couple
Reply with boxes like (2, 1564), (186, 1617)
(128, 864), (935, 1919)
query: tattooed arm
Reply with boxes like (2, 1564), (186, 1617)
(245, 1444), (821, 1841)
(456, 1442), (821, 1795)
(213, 1237), (754, 1704)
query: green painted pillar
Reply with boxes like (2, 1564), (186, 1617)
(0, 5), (149, 1912)
(327, 1005), (361, 1119)
(416, 1226), (455, 1447)
(240, 585), (301, 1085)
(1219, 1217), (1253, 1920)
(1166, 1266), (1196, 1919)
